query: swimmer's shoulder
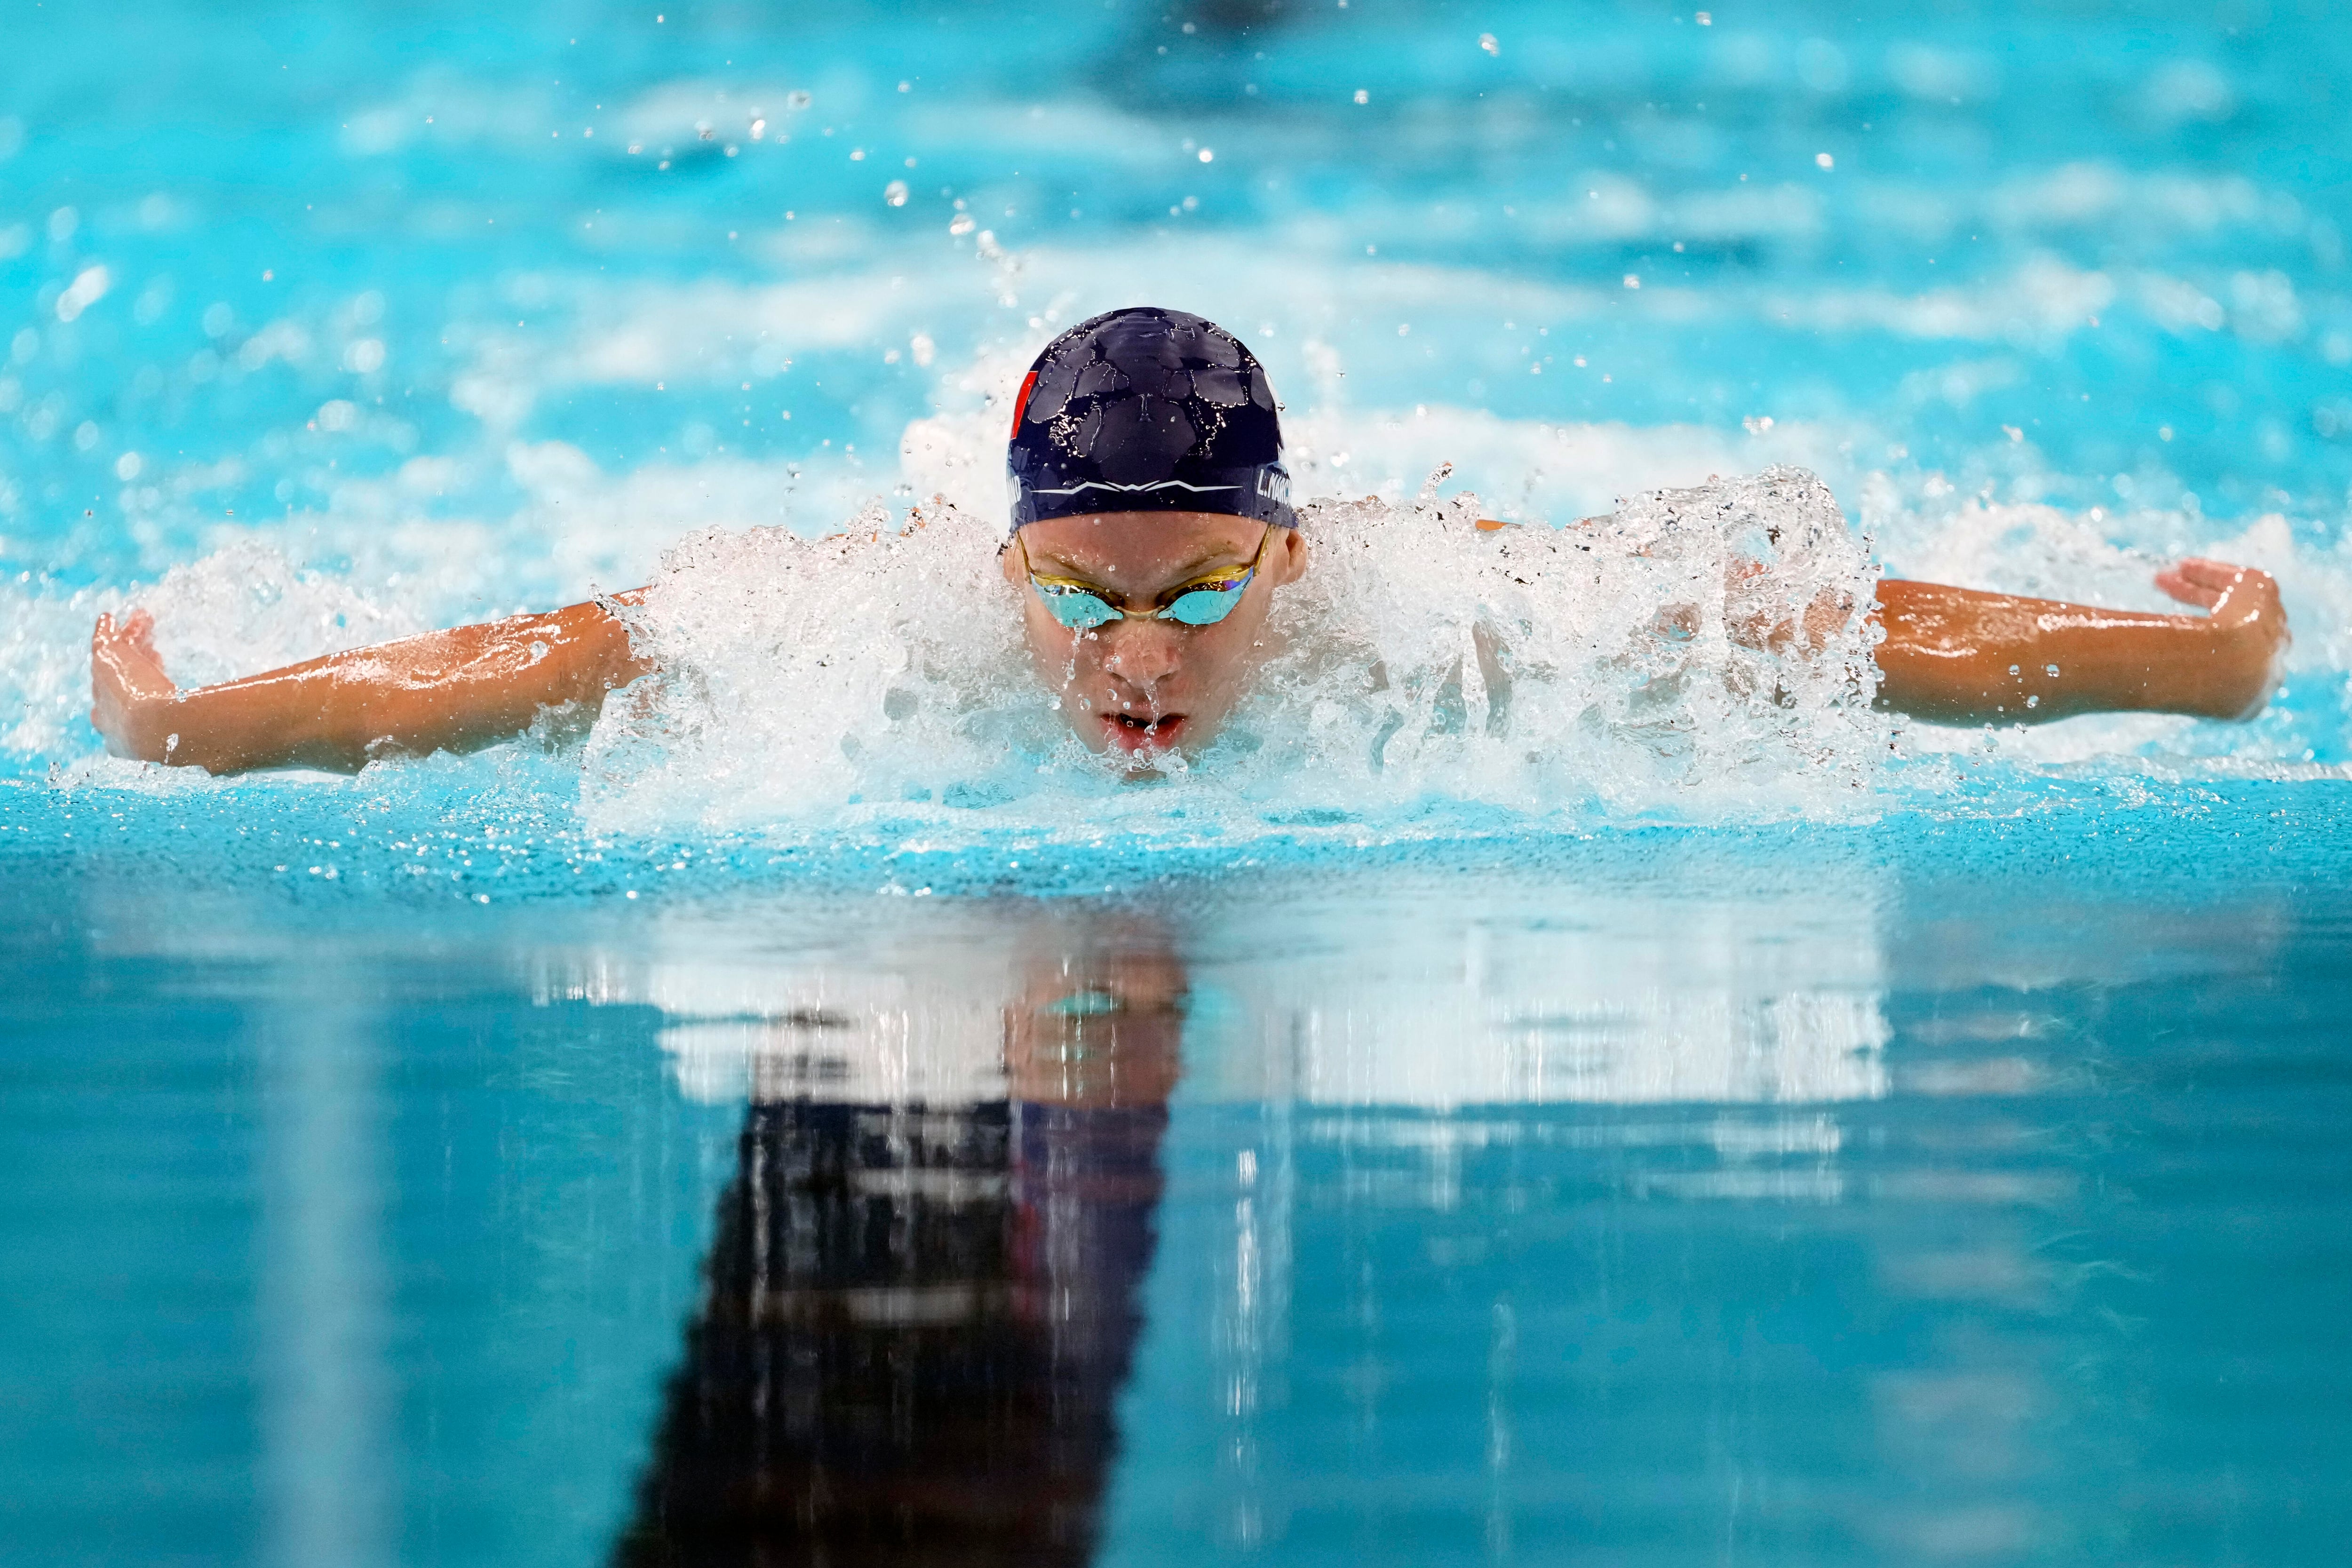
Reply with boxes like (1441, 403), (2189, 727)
(1471, 514), (1615, 555)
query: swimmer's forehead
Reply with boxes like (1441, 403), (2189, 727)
(1019, 511), (1264, 585)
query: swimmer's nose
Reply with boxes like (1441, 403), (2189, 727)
(1101, 621), (1183, 687)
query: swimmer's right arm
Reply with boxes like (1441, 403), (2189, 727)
(88, 593), (654, 775)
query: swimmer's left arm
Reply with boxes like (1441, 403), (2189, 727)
(1479, 519), (2286, 726)
(1871, 559), (2288, 725)
(1649, 551), (2285, 724)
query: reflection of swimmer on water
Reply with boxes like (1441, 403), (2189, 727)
(90, 307), (2290, 775)
(614, 918), (1181, 1565)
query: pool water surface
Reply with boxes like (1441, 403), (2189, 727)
(9, 818), (2352, 1564)
(6, 0), (2352, 1562)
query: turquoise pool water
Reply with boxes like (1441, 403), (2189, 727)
(6, 0), (2352, 1562)
(12, 832), (2352, 1565)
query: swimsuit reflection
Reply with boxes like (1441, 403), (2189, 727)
(614, 922), (1186, 1567)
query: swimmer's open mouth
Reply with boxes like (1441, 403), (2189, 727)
(1104, 711), (1185, 751)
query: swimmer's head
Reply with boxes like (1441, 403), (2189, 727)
(1007, 306), (1295, 533)
(1001, 307), (1309, 762)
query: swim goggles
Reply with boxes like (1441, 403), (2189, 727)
(1019, 525), (1275, 631)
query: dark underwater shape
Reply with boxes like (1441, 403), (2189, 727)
(612, 1097), (1168, 1567)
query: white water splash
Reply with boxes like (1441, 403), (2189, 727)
(576, 464), (1887, 838)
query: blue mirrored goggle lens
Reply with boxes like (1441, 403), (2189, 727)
(1037, 585), (1121, 629)
(1161, 584), (1248, 626)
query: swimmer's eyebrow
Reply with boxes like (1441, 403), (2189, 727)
(1026, 539), (1257, 589)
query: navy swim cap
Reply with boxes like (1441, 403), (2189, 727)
(1006, 306), (1296, 533)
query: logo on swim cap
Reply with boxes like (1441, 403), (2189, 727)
(1007, 306), (1296, 534)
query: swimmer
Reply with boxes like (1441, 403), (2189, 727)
(88, 306), (2291, 775)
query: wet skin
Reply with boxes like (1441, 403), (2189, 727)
(1002, 509), (1310, 760)
(1872, 558), (2288, 724)
(88, 517), (2280, 775)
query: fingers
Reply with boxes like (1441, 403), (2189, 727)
(2153, 568), (2221, 609)
(2154, 557), (2251, 609)
(93, 607), (155, 643)
(92, 607), (163, 670)
(2175, 557), (2248, 590)
(90, 606), (176, 706)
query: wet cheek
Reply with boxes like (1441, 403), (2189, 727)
(1182, 626), (1243, 685)
(1022, 617), (1077, 676)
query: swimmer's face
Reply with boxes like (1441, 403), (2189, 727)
(1006, 918), (1186, 1108)
(1003, 509), (1309, 760)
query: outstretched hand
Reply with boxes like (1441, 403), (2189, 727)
(2152, 557), (2290, 721)
(2155, 557), (2281, 626)
(90, 609), (177, 760)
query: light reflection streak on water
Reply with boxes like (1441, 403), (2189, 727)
(260, 974), (392, 1568)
